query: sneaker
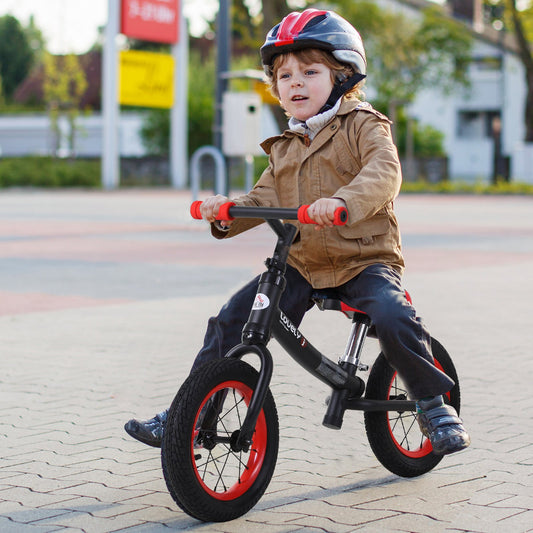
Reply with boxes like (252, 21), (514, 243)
(124, 409), (168, 448)
(417, 396), (471, 455)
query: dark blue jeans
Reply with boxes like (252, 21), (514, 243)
(191, 264), (454, 400)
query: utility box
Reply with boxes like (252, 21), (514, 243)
(222, 92), (263, 156)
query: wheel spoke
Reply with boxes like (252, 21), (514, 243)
(192, 385), (260, 495)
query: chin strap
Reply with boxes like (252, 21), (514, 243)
(318, 72), (366, 114)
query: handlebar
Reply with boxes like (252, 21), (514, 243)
(190, 201), (348, 226)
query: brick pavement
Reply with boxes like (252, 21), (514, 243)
(0, 190), (532, 532)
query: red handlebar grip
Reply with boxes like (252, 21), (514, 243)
(333, 207), (348, 225)
(297, 205), (313, 224)
(190, 201), (236, 221)
(297, 205), (348, 226)
(217, 202), (236, 221)
(190, 201), (203, 219)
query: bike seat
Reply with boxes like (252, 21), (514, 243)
(312, 290), (412, 320)
(312, 292), (365, 319)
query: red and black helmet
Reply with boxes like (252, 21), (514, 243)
(260, 9), (366, 77)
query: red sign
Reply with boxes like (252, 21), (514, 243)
(121, 0), (179, 44)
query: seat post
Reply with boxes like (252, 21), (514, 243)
(339, 312), (372, 367)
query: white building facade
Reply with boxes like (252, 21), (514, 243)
(377, 0), (532, 183)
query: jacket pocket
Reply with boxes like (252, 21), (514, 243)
(338, 214), (392, 258)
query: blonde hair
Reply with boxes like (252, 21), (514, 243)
(268, 48), (365, 102)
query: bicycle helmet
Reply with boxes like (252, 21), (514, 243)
(260, 9), (367, 77)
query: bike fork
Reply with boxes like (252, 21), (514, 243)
(224, 342), (274, 452)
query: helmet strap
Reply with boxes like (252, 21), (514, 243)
(318, 72), (366, 115)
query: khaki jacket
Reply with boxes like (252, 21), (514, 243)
(212, 97), (405, 288)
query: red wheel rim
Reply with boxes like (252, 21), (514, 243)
(191, 380), (268, 500)
(386, 359), (451, 457)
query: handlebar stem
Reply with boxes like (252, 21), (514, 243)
(241, 222), (298, 346)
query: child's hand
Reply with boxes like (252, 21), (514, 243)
(200, 195), (233, 227)
(307, 198), (347, 229)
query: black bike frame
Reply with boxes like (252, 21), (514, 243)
(222, 213), (416, 451)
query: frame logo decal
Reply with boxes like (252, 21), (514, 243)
(253, 293), (270, 310)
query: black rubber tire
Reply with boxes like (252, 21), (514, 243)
(161, 358), (279, 522)
(364, 337), (461, 478)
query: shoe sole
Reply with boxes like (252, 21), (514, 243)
(431, 434), (471, 456)
(124, 422), (162, 448)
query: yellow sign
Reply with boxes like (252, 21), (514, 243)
(253, 80), (278, 105)
(119, 50), (174, 108)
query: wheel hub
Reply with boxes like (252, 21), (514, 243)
(230, 430), (250, 453)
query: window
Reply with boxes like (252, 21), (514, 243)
(470, 55), (502, 72)
(457, 110), (501, 138)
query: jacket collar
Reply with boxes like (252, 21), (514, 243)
(288, 98), (341, 141)
(261, 97), (362, 154)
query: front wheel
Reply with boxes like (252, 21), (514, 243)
(364, 337), (460, 478)
(161, 358), (279, 522)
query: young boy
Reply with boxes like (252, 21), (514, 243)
(125, 9), (470, 456)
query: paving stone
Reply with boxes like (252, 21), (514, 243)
(1, 191), (532, 532)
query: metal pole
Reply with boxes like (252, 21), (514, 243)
(245, 154), (254, 191)
(170, 7), (189, 188)
(214, 0), (231, 151)
(102, 0), (120, 189)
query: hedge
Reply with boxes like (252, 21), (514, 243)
(0, 157), (100, 188)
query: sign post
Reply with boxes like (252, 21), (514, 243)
(170, 12), (188, 189)
(102, 0), (120, 190)
(102, 0), (186, 189)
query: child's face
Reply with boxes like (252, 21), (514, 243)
(276, 54), (334, 121)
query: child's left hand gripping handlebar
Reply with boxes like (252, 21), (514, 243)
(190, 201), (348, 226)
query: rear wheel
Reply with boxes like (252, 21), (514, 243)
(364, 338), (460, 477)
(161, 358), (279, 522)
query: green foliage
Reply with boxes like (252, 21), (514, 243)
(393, 110), (446, 158)
(43, 53), (88, 109)
(232, 0), (263, 50)
(411, 124), (446, 158)
(188, 50), (217, 154)
(483, 0), (533, 141)
(401, 178), (533, 195)
(415, 6), (473, 93)
(24, 15), (46, 62)
(324, 1), (473, 105)
(517, 1), (533, 40)
(483, 0), (533, 38)
(0, 157), (100, 188)
(140, 109), (170, 156)
(43, 53), (88, 156)
(140, 50), (216, 156)
(0, 15), (34, 100)
(126, 39), (170, 53)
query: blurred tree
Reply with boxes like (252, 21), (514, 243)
(484, 0), (533, 141)
(0, 15), (34, 100)
(23, 15), (46, 62)
(43, 53), (88, 156)
(260, 0), (291, 37)
(232, 0), (260, 49)
(328, 1), (472, 109)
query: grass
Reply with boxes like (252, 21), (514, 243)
(401, 179), (533, 195)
